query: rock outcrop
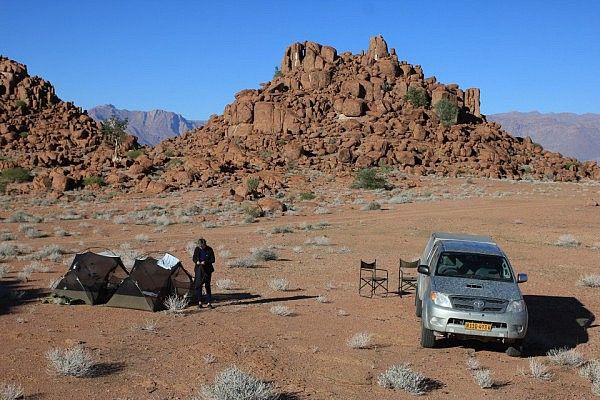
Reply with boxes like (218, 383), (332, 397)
(161, 36), (599, 183)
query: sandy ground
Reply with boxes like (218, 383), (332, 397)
(0, 176), (599, 399)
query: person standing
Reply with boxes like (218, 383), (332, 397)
(192, 238), (216, 308)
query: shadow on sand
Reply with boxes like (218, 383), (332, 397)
(0, 278), (46, 315)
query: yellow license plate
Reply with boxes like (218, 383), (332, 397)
(464, 322), (492, 331)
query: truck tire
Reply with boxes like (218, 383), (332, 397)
(420, 321), (435, 348)
(415, 294), (422, 317)
(505, 340), (524, 357)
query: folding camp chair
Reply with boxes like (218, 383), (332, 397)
(398, 258), (419, 297)
(359, 259), (388, 297)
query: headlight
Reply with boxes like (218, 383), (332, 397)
(506, 300), (526, 313)
(430, 291), (452, 308)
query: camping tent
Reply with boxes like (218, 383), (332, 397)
(53, 251), (129, 305)
(105, 253), (193, 311)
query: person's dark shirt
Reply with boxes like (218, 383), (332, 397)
(192, 245), (215, 274)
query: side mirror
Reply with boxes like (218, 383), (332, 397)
(517, 273), (528, 283)
(417, 265), (430, 275)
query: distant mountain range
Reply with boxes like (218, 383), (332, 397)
(88, 104), (205, 146)
(488, 112), (600, 162)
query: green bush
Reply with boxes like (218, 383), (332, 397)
(126, 149), (144, 159)
(273, 66), (282, 79)
(15, 100), (27, 110)
(166, 158), (184, 169)
(435, 99), (459, 126)
(241, 203), (263, 219)
(246, 177), (260, 192)
(404, 87), (429, 107)
(352, 168), (389, 190)
(19, 131), (29, 138)
(164, 148), (176, 157)
(82, 176), (104, 186)
(299, 192), (316, 201)
(0, 167), (31, 192)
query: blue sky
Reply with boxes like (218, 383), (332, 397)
(2, 1), (599, 120)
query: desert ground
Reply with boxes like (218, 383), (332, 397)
(1, 176), (599, 399)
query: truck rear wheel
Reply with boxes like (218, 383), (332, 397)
(420, 320), (435, 348)
(415, 294), (422, 317)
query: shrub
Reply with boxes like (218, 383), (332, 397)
(466, 357), (481, 371)
(347, 332), (372, 349)
(299, 192), (316, 201)
(46, 346), (94, 377)
(578, 274), (600, 288)
(15, 99), (28, 110)
(580, 359), (600, 381)
(19, 225), (47, 239)
(241, 204), (262, 219)
(316, 295), (329, 303)
(251, 247), (278, 261)
(216, 279), (235, 290)
(269, 278), (289, 291)
(0, 264), (9, 279)
(361, 201), (381, 211)
(7, 211), (41, 223)
(472, 369), (493, 389)
(203, 354), (217, 364)
(270, 225), (293, 234)
(126, 149), (144, 159)
(163, 294), (189, 313)
(305, 236), (330, 246)
(527, 358), (553, 380)
(82, 176), (104, 187)
(135, 233), (149, 243)
(0, 232), (15, 241)
(554, 234), (579, 247)
(227, 257), (257, 268)
(273, 66), (282, 79)
(135, 319), (158, 333)
(0, 168), (31, 192)
(0, 382), (24, 400)
(352, 168), (388, 190)
(546, 347), (584, 367)
(246, 177), (260, 192)
(435, 99), (459, 126)
(270, 305), (293, 316)
(377, 363), (432, 395)
(313, 206), (330, 215)
(404, 87), (429, 107)
(197, 366), (277, 400)
(218, 249), (231, 259)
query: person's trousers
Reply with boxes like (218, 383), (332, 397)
(194, 272), (212, 304)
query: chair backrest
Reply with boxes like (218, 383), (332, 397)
(360, 260), (376, 270)
(400, 259), (420, 269)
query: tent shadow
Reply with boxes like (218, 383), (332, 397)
(0, 278), (46, 315)
(89, 361), (126, 377)
(213, 292), (261, 303)
(230, 294), (318, 306)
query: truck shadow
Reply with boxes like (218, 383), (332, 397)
(435, 295), (595, 356)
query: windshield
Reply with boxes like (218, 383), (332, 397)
(435, 251), (514, 282)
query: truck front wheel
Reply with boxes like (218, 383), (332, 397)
(505, 340), (524, 357)
(420, 320), (435, 348)
(415, 294), (422, 317)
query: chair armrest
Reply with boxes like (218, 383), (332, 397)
(376, 269), (389, 278)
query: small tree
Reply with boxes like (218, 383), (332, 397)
(352, 168), (389, 190)
(435, 99), (459, 126)
(100, 117), (128, 162)
(273, 66), (282, 79)
(404, 87), (429, 107)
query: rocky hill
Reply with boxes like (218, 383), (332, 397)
(158, 36), (599, 190)
(88, 104), (205, 146)
(488, 112), (600, 162)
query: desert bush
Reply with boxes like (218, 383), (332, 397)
(203, 354), (217, 364)
(578, 274), (600, 288)
(292, 246), (303, 253)
(466, 357), (481, 371)
(316, 295), (329, 303)
(196, 365), (277, 400)
(270, 305), (293, 316)
(113, 215), (128, 225)
(298, 221), (330, 231)
(135, 233), (150, 243)
(377, 363), (432, 395)
(216, 279), (235, 290)
(0, 232), (15, 241)
(227, 257), (257, 268)
(54, 228), (69, 237)
(337, 309), (349, 316)
(251, 247), (278, 261)
(135, 319), (158, 333)
(25, 244), (64, 261)
(7, 211), (41, 223)
(580, 359), (600, 382)
(313, 206), (330, 215)
(298, 192), (316, 201)
(15, 99), (27, 110)
(352, 168), (388, 190)
(57, 212), (83, 220)
(546, 347), (584, 367)
(246, 177), (260, 192)
(19, 224), (47, 239)
(82, 176), (104, 187)
(25, 262), (49, 273)
(305, 236), (330, 246)
(16, 270), (31, 282)
(270, 225), (293, 234)
(435, 98), (459, 126)
(388, 193), (413, 204)
(0, 243), (29, 259)
(361, 201), (381, 211)
(0, 168), (31, 192)
(472, 369), (493, 389)
(0, 382), (24, 400)
(218, 249), (231, 258)
(163, 294), (189, 313)
(241, 204), (262, 220)
(404, 87), (430, 107)
(347, 332), (372, 349)
(126, 149), (144, 159)
(269, 278), (289, 291)
(0, 264), (9, 279)
(46, 346), (94, 377)
(554, 234), (579, 247)
(527, 358), (553, 380)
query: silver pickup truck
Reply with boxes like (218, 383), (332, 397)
(416, 232), (528, 356)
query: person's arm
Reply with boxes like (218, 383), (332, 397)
(208, 248), (216, 264)
(192, 247), (199, 264)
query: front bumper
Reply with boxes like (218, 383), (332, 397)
(424, 302), (528, 340)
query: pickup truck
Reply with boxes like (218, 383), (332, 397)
(416, 232), (528, 356)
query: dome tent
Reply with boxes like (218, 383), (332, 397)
(53, 250), (129, 305)
(106, 253), (193, 311)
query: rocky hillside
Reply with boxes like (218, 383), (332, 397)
(158, 36), (599, 190)
(488, 112), (600, 162)
(88, 104), (204, 146)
